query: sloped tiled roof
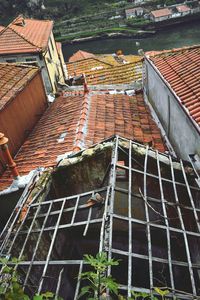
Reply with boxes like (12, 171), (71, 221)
(0, 63), (40, 111)
(67, 57), (113, 76)
(86, 61), (142, 85)
(69, 50), (95, 62)
(0, 91), (166, 190)
(151, 8), (172, 18)
(0, 15), (53, 54)
(0, 26), (5, 32)
(125, 7), (143, 13)
(147, 45), (200, 126)
(67, 58), (142, 85)
(176, 4), (190, 12)
(96, 54), (141, 66)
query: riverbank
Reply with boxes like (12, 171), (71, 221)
(62, 20), (200, 60)
(60, 29), (155, 44)
(56, 13), (200, 44)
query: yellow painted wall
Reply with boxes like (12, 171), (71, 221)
(44, 32), (65, 93)
(57, 44), (68, 79)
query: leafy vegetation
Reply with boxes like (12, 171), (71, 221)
(78, 252), (119, 299)
(0, 257), (59, 300)
(78, 252), (173, 300)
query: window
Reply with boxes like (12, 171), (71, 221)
(25, 58), (37, 62)
(50, 37), (54, 52)
(48, 47), (53, 61)
(6, 58), (16, 63)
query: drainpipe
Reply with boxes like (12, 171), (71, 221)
(83, 74), (89, 94)
(0, 133), (20, 179)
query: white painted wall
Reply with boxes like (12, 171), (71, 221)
(143, 58), (200, 159)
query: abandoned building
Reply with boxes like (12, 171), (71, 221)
(0, 43), (200, 299)
(0, 136), (200, 299)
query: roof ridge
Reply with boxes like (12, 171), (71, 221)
(92, 57), (114, 67)
(147, 44), (200, 57)
(11, 14), (52, 25)
(67, 57), (113, 67)
(0, 62), (38, 70)
(73, 92), (91, 152)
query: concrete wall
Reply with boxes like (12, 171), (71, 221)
(151, 14), (171, 22)
(143, 58), (200, 159)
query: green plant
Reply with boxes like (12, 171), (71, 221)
(154, 287), (170, 300)
(78, 252), (119, 299)
(128, 291), (150, 299)
(0, 257), (58, 300)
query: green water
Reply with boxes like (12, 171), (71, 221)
(62, 20), (200, 60)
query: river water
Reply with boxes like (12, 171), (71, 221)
(62, 20), (200, 60)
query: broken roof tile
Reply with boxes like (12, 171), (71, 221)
(0, 91), (166, 191)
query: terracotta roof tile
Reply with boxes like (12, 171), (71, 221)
(147, 45), (200, 126)
(0, 91), (166, 191)
(151, 8), (172, 18)
(0, 26), (5, 32)
(67, 57), (143, 85)
(0, 63), (39, 110)
(67, 57), (113, 76)
(86, 62), (142, 85)
(0, 15), (53, 54)
(176, 4), (190, 12)
(69, 50), (95, 62)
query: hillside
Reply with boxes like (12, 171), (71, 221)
(0, 0), (126, 24)
(0, 0), (196, 42)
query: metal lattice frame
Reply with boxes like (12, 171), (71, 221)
(1, 136), (200, 299)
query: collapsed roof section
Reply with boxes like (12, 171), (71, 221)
(1, 136), (200, 299)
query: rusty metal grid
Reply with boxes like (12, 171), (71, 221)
(0, 136), (200, 299)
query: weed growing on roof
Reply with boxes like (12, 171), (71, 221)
(0, 257), (62, 300)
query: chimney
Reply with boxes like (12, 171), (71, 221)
(0, 133), (20, 179)
(13, 16), (25, 27)
(83, 74), (89, 94)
